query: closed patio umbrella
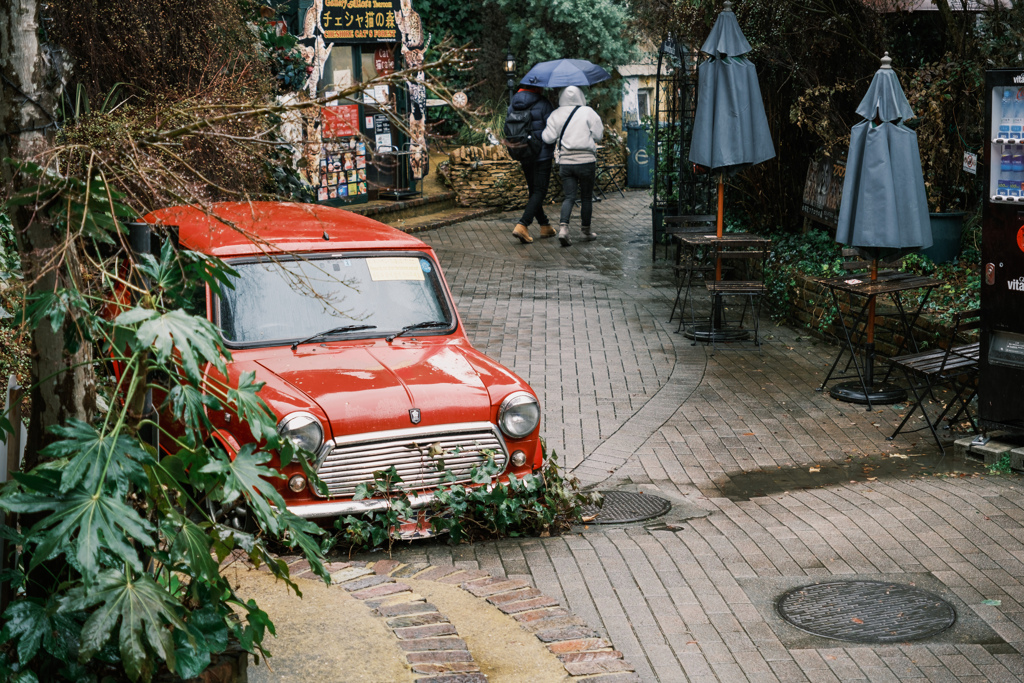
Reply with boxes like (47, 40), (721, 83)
(689, 0), (775, 241)
(831, 52), (933, 405)
(686, 1), (775, 342)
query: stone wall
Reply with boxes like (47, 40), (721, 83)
(782, 272), (953, 359)
(441, 135), (629, 210)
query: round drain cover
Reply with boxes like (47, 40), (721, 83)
(777, 581), (956, 643)
(581, 491), (671, 524)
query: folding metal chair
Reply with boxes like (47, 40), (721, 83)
(703, 238), (769, 354)
(887, 309), (981, 455)
(664, 215), (717, 323)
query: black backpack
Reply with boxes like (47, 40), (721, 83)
(503, 109), (542, 162)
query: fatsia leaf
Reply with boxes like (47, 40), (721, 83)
(114, 307), (156, 327)
(226, 371), (277, 444)
(180, 250), (238, 299)
(28, 488), (154, 575)
(58, 174), (135, 245)
(162, 513), (220, 583)
(66, 569), (185, 682)
(198, 444), (285, 535)
(295, 449), (328, 497)
(136, 239), (183, 296)
(1, 161), (63, 209)
(21, 289), (92, 335)
(2, 599), (49, 664)
(6, 467), (62, 500)
(171, 603), (230, 680)
(42, 610), (82, 666)
(187, 605), (230, 653)
(276, 510), (327, 581)
(117, 308), (225, 383)
(40, 419), (152, 495)
(0, 598), (81, 668)
(166, 382), (220, 436)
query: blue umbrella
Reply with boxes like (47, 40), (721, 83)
(520, 59), (611, 88)
(688, 1), (775, 238)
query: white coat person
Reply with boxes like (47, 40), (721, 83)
(541, 85), (604, 246)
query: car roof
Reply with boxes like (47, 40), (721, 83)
(143, 202), (429, 258)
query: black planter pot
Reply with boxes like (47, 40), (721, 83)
(920, 212), (965, 264)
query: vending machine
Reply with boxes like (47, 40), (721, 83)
(980, 69), (1024, 433)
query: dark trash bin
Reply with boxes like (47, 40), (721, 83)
(626, 123), (651, 188)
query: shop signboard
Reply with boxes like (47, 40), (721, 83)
(374, 46), (395, 75)
(320, 104), (368, 204)
(316, 139), (368, 203)
(322, 104), (360, 138)
(322, 0), (400, 42)
(801, 156), (846, 230)
(373, 114), (393, 151)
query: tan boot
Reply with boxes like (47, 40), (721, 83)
(512, 223), (533, 244)
(539, 223), (556, 238)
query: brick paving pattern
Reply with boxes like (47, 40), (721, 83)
(369, 191), (1024, 682)
(249, 555), (639, 681)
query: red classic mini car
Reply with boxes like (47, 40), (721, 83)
(142, 202), (542, 521)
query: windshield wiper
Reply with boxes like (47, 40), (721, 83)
(291, 325), (377, 351)
(385, 320), (449, 343)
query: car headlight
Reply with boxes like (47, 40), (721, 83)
(498, 392), (540, 439)
(277, 411), (324, 453)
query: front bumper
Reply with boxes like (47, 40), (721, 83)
(285, 490), (439, 520)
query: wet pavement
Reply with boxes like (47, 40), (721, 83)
(245, 193), (1024, 683)
(356, 191), (1024, 682)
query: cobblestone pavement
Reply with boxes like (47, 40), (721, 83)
(371, 191), (1024, 682)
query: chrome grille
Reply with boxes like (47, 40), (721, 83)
(314, 422), (508, 498)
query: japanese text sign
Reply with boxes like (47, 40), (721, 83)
(374, 46), (395, 75)
(322, 0), (400, 42)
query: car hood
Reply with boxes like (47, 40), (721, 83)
(255, 343), (491, 439)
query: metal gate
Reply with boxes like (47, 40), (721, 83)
(651, 33), (716, 261)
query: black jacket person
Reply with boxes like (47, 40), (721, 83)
(508, 86), (555, 244)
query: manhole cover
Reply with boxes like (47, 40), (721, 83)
(581, 491), (671, 524)
(777, 581), (956, 643)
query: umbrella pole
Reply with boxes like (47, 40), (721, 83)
(864, 259), (877, 388)
(829, 256), (906, 407)
(715, 173), (724, 279)
(713, 173), (725, 329)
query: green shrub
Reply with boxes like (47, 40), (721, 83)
(429, 448), (595, 543)
(334, 446), (596, 552)
(988, 453), (1013, 475)
(763, 227), (843, 323)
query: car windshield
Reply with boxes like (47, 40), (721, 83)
(218, 253), (453, 346)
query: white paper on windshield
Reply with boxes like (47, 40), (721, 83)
(367, 257), (425, 281)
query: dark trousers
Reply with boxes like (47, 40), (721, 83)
(518, 159), (553, 226)
(559, 162), (596, 227)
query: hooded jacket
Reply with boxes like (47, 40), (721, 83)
(508, 88), (555, 162)
(541, 86), (604, 165)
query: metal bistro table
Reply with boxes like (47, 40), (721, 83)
(677, 232), (772, 343)
(817, 271), (941, 410)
